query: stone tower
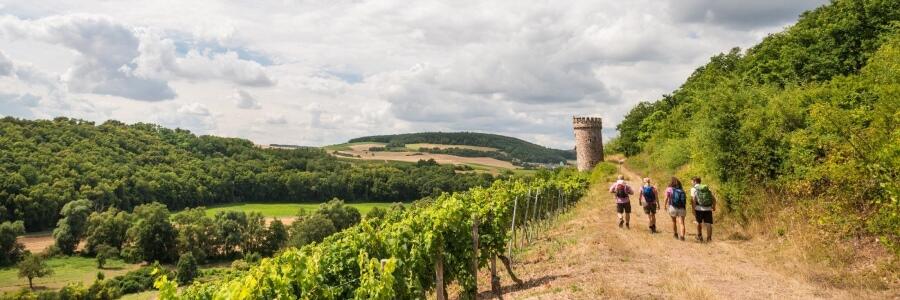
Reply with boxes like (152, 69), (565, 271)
(573, 116), (603, 172)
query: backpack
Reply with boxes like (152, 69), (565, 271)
(615, 184), (629, 198)
(695, 184), (713, 207)
(671, 188), (686, 208)
(642, 186), (656, 203)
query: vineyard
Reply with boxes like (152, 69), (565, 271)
(156, 169), (590, 299)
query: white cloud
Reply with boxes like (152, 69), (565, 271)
(0, 0), (827, 148)
(232, 89), (261, 109)
(177, 102), (210, 116)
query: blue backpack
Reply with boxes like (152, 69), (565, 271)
(642, 186), (656, 203)
(671, 188), (686, 208)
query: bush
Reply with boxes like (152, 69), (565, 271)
(175, 253), (199, 284)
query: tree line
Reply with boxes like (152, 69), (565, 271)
(608, 0), (899, 254)
(0, 117), (493, 232)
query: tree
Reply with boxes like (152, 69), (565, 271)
(53, 199), (92, 255)
(288, 214), (336, 247)
(84, 208), (132, 254)
(175, 253), (199, 284)
(264, 219), (288, 255)
(315, 198), (361, 231)
(17, 254), (53, 289)
(95, 244), (118, 269)
(0, 221), (26, 266)
(173, 207), (217, 262)
(125, 203), (177, 263)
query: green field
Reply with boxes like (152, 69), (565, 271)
(202, 202), (396, 217)
(0, 256), (139, 292)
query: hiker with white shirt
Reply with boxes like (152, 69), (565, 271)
(690, 176), (717, 243)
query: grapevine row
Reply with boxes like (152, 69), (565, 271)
(160, 169), (590, 299)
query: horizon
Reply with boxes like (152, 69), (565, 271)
(0, 0), (826, 149)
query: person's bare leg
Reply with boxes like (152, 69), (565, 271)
(679, 217), (686, 239)
(625, 213), (630, 228)
(617, 212), (624, 227)
(696, 221), (703, 241)
(705, 224), (713, 241)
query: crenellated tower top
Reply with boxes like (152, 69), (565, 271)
(572, 116), (603, 129)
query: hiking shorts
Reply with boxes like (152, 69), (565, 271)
(616, 202), (631, 214)
(694, 210), (714, 224)
(642, 202), (657, 214)
(667, 205), (686, 217)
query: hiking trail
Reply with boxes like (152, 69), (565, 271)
(473, 164), (896, 299)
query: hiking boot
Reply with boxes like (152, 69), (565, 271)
(706, 236), (712, 243)
(625, 223), (630, 229)
(673, 233), (679, 239)
(618, 220), (624, 228)
(680, 236), (686, 241)
(696, 235), (704, 242)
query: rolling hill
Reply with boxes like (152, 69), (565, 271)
(348, 132), (575, 164)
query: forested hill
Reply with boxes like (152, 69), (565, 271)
(611, 0), (899, 254)
(0, 118), (493, 231)
(349, 132), (575, 164)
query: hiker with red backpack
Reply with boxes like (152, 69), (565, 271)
(638, 178), (659, 233)
(608, 175), (634, 229)
(690, 177), (717, 242)
(664, 177), (687, 241)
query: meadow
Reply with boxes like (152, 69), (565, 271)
(0, 257), (138, 292)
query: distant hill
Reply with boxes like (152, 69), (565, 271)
(348, 132), (575, 164)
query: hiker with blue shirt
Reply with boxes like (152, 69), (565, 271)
(638, 178), (659, 233)
(690, 176), (717, 243)
(664, 177), (687, 241)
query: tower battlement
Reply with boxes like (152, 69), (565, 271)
(572, 116), (603, 172)
(572, 117), (603, 128)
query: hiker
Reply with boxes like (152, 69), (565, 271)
(690, 177), (716, 242)
(609, 175), (634, 229)
(664, 177), (687, 241)
(638, 178), (659, 233)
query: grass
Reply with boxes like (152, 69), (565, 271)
(201, 202), (396, 217)
(0, 256), (139, 292)
(120, 290), (157, 300)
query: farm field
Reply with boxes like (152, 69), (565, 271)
(0, 257), (138, 292)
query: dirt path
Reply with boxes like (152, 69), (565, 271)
(475, 164), (895, 299)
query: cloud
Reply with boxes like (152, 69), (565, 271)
(232, 89), (261, 109)
(0, 92), (40, 117)
(0, 51), (12, 76)
(0, 1), (829, 148)
(177, 102), (211, 116)
(0, 15), (177, 101)
(667, 0), (828, 29)
(262, 114), (287, 125)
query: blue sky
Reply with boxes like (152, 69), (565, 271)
(0, 0), (825, 148)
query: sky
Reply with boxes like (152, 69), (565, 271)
(0, 0), (827, 149)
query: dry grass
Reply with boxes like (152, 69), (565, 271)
(466, 163), (898, 299)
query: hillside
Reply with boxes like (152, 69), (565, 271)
(0, 118), (492, 232)
(610, 0), (900, 255)
(349, 132), (575, 164)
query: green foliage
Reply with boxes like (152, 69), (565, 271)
(264, 219), (288, 256)
(0, 221), (26, 266)
(0, 118), (492, 232)
(168, 170), (589, 299)
(589, 162), (618, 183)
(315, 198), (362, 231)
(616, 0), (900, 254)
(349, 132), (575, 163)
(95, 244), (118, 269)
(17, 254), (53, 289)
(84, 208), (132, 254)
(125, 203), (177, 263)
(288, 213), (337, 248)
(175, 253), (199, 284)
(52, 199), (92, 255)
